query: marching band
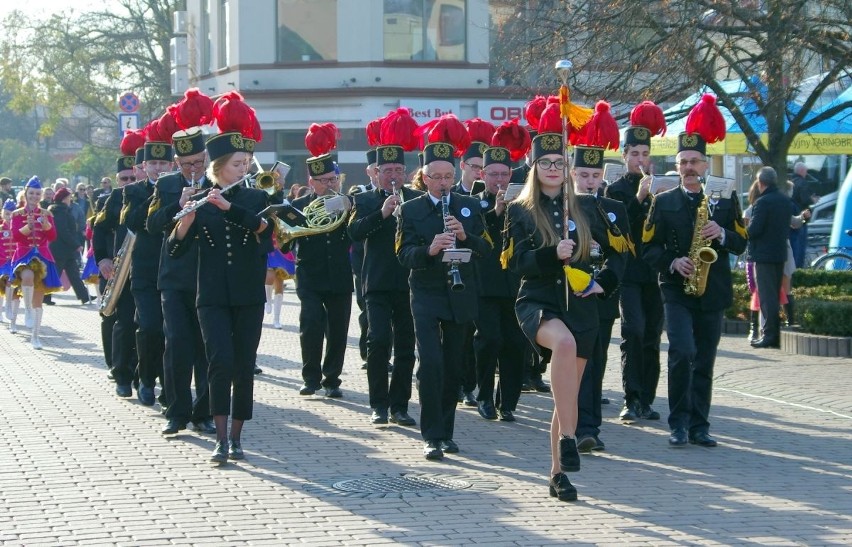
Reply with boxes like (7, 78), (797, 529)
(3, 81), (747, 502)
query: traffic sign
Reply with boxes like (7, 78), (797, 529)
(118, 91), (140, 113)
(118, 113), (140, 137)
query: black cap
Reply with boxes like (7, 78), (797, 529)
(366, 149), (377, 165)
(531, 133), (563, 161)
(144, 142), (173, 161)
(206, 132), (250, 161)
(462, 141), (488, 161)
(422, 142), (456, 166)
(483, 146), (511, 168)
(172, 128), (206, 157)
(623, 126), (652, 148)
(573, 146), (605, 169)
(116, 156), (135, 173)
(376, 145), (404, 166)
(306, 153), (335, 177)
(135, 148), (145, 166)
(677, 132), (706, 155)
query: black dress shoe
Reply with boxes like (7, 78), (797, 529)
(228, 438), (245, 460)
(462, 391), (477, 407)
(440, 439), (459, 453)
(360, 362), (367, 370)
(619, 401), (638, 423)
(751, 338), (780, 349)
(210, 441), (228, 464)
(592, 436), (606, 451)
(576, 435), (597, 453)
(107, 369), (115, 380)
(520, 380), (534, 392)
(559, 436), (580, 472)
(371, 408), (389, 425)
(299, 384), (319, 396)
(161, 419), (186, 435)
(423, 441), (443, 460)
(689, 431), (718, 447)
(638, 403), (661, 420)
(531, 377), (551, 393)
(324, 387), (343, 398)
(600, 397), (610, 405)
(253, 365), (263, 375)
(477, 400), (498, 420)
(192, 419), (216, 434)
(137, 384), (155, 406)
(389, 410), (416, 426)
(498, 409), (515, 422)
(549, 473), (578, 502)
(115, 384), (132, 398)
(669, 428), (688, 447)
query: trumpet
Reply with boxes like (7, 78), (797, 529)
(173, 173), (251, 221)
(391, 179), (404, 218)
(252, 158), (290, 195)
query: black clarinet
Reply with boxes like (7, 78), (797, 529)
(441, 190), (465, 292)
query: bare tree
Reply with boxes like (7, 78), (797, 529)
(497, 0), (852, 176)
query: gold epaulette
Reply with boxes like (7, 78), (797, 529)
(642, 197), (657, 243)
(147, 197), (161, 217)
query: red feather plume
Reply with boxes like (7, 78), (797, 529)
(629, 100), (667, 136)
(524, 95), (547, 131)
(157, 109), (181, 144)
(685, 94), (726, 144)
(380, 108), (420, 152)
(144, 118), (165, 142)
(414, 114), (470, 158)
(304, 123), (339, 157)
(172, 88), (214, 129)
(537, 101), (564, 135)
(491, 118), (531, 162)
(572, 100), (619, 150)
(120, 130), (146, 156)
(465, 118), (495, 144)
(365, 117), (383, 147)
(213, 91), (260, 140)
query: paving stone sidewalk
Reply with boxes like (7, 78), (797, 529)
(1, 291), (850, 546)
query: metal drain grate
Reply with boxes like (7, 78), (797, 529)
(332, 474), (471, 494)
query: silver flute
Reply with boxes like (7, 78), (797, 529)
(173, 173), (251, 221)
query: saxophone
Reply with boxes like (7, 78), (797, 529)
(99, 231), (136, 316)
(683, 195), (718, 297)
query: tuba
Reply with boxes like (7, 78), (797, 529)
(100, 231), (136, 316)
(684, 194), (718, 297)
(272, 192), (351, 243)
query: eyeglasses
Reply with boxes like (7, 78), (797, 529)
(424, 173), (455, 182)
(312, 176), (337, 185)
(179, 159), (205, 169)
(379, 167), (405, 175)
(465, 163), (483, 171)
(118, 176), (136, 182)
(536, 159), (566, 170)
(483, 171), (510, 178)
(678, 158), (707, 167)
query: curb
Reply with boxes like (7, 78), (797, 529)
(781, 327), (852, 358)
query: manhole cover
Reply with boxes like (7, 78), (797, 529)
(332, 474), (471, 494)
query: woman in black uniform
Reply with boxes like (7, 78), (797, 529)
(504, 132), (629, 501)
(168, 130), (272, 464)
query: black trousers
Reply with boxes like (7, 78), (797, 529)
(577, 314), (617, 437)
(110, 284), (137, 386)
(365, 290), (416, 413)
(54, 255), (89, 301)
(664, 302), (722, 434)
(619, 281), (664, 406)
(297, 288), (352, 389)
(473, 296), (524, 411)
(132, 287), (164, 388)
(162, 289), (209, 423)
(755, 261), (784, 343)
(98, 276), (114, 370)
(197, 304), (263, 420)
(412, 296), (467, 442)
(354, 274), (368, 362)
(459, 324), (477, 393)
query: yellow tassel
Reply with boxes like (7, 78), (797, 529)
(607, 232), (631, 254)
(394, 231), (402, 255)
(94, 210), (107, 225)
(119, 204), (130, 226)
(147, 198), (160, 216)
(564, 265), (592, 292)
(482, 229), (493, 249)
(734, 219), (748, 239)
(642, 221), (655, 243)
(500, 237), (513, 270)
(560, 86), (594, 129)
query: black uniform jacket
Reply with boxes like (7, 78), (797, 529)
(48, 202), (84, 264)
(606, 173), (656, 284)
(642, 186), (748, 311)
(122, 179), (161, 291)
(396, 191), (492, 324)
(166, 185), (272, 308)
(746, 185), (794, 264)
(505, 193), (630, 337)
(93, 188), (128, 263)
(475, 190), (520, 299)
(453, 179), (485, 196)
(147, 173), (212, 292)
(285, 193), (353, 294)
(348, 185), (423, 294)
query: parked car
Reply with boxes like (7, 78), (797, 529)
(805, 191), (837, 265)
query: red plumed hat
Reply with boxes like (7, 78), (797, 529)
(144, 118), (166, 142)
(465, 118), (496, 144)
(415, 114), (470, 157)
(491, 118), (531, 162)
(365, 117), (383, 147)
(685, 94), (726, 144)
(304, 123), (339, 157)
(213, 91), (260, 140)
(524, 95), (547, 131)
(379, 108), (419, 151)
(120, 129), (146, 156)
(156, 109), (181, 144)
(629, 100), (667, 137)
(537, 101), (564, 134)
(171, 88), (215, 129)
(572, 100), (620, 150)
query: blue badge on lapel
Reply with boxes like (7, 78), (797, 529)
(607, 212), (616, 223)
(460, 207), (471, 218)
(568, 219), (576, 232)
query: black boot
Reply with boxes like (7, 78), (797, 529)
(748, 311), (759, 342)
(784, 294), (795, 326)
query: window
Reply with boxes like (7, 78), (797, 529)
(201, 1), (212, 74)
(277, 0), (338, 62)
(384, 0), (466, 62)
(217, 0), (229, 68)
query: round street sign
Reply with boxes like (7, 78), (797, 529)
(118, 92), (140, 113)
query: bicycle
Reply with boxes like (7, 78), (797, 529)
(809, 229), (852, 271)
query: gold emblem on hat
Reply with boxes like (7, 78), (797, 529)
(634, 127), (650, 140)
(583, 149), (602, 166)
(681, 133), (698, 148)
(382, 147), (399, 162)
(541, 134), (561, 151)
(244, 140), (255, 153)
(433, 144), (452, 159)
(477, 142), (487, 156)
(490, 148), (507, 162)
(151, 144), (166, 158)
(175, 139), (193, 155)
(309, 160), (325, 175)
(230, 134), (244, 149)
(122, 157), (134, 169)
